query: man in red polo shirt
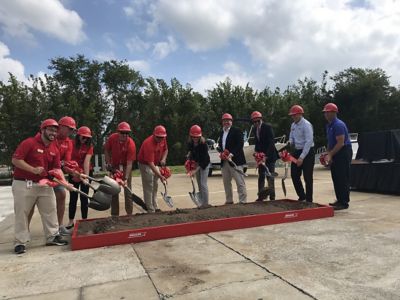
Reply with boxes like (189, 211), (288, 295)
(54, 116), (76, 234)
(29, 116), (76, 235)
(104, 122), (136, 216)
(12, 119), (68, 254)
(138, 125), (168, 212)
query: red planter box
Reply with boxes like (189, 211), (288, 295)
(71, 200), (334, 251)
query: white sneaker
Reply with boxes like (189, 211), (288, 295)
(59, 225), (72, 236)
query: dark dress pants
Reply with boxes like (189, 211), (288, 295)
(291, 147), (315, 202)
(330, 145), (353, 207)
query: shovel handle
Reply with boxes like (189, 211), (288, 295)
(227, 158), (248, 177)
(53, 178), (91, 198)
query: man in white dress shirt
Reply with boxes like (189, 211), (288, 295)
(288, 105), (315, 202)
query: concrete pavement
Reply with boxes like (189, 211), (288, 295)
(0, 167), (399, 299)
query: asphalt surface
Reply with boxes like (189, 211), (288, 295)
(0, 167), (399, 299)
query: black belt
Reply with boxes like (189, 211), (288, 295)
(294, 147), (314, 151)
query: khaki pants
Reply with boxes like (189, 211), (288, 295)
(12, 180), (59, 246)
(138, 163), (159, 212)
(221, 161), (247, 204)
(111, 172), (133, 216)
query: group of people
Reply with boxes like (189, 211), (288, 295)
(11, 101), (352, 254)
(191, 102), (351, 213)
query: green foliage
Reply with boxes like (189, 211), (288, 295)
(1, 54), (399, 166)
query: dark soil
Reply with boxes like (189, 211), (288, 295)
(77, 200), (321, 236)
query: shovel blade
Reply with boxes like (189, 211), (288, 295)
(161, 192), (174, 208)
(189, 192), (201, 207)
(124, 186), (147, 211)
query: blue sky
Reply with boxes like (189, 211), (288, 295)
(0, 0), (399, 94)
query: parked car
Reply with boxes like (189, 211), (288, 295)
(207, 123), (287, 176)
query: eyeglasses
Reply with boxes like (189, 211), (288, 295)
(119, 132), (129, 135)
(252, 119), (261, 123)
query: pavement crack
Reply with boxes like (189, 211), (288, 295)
(207, 234), (318, 300)
(131, 244), (163, 300)
(171, 277), (270, 297)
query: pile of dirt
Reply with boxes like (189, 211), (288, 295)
(77, 200), (321, 236)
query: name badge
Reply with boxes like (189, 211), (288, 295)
(37, 149), (44, 153)
(26, 180), (33, 189)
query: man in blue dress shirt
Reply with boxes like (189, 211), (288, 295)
(323, 103), (353, 210)
(288, 105), (315, 202)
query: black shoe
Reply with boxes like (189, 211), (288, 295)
(298, 198), (306, 202)
(155, 209), (161, 212)
(255, 198), (264, 202)
(46, 235), (68, 246)
(333, 204), (349, 211)
(14, 245), (26, 254)
(329, 200), (339, 206)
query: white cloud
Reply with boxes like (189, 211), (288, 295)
(126, 36), (151, 53)
(151, 0), (400, 87)
(123, 6), (135, 17)
(192, 61), (255, 94)
(0, 42), (26, 83)
(103, 33), (116, 48)
(127, 60), (150, 73)
(0, 0), (85, 45)
(94, 51), (116, 62)
(153, 36), (177, 59)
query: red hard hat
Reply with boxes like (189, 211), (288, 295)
(221, 113), (233, 121)
(289, 105), (304, 116)
(251, 111), (262, 120)
(58, 116), (77, 130)
(153, 125), (167, 137)
(40, 119), (59, 130)
(189, 125), (202, 137)
(77, 126), (92, 138)
(322, 103), (338, 112)
(117, 122), (131, 132)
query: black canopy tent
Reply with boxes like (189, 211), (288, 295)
(350, 129), (400, 194)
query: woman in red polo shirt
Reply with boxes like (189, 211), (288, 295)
(67, 126), (94, 228)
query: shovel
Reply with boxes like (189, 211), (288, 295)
(188, 167), (202, 207)
(51, 178), (112, 210)
(160, 181), (174, 208)
(81, 179), (120, 196)
(124, 186), (148, 211)
(227, 159), (248, 177)
(85, 175), (121, 195)
(259, 163), (278, 178)
(282, 162), (288, 197)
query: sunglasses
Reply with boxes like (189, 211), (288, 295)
(119, 132), (130, 135)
